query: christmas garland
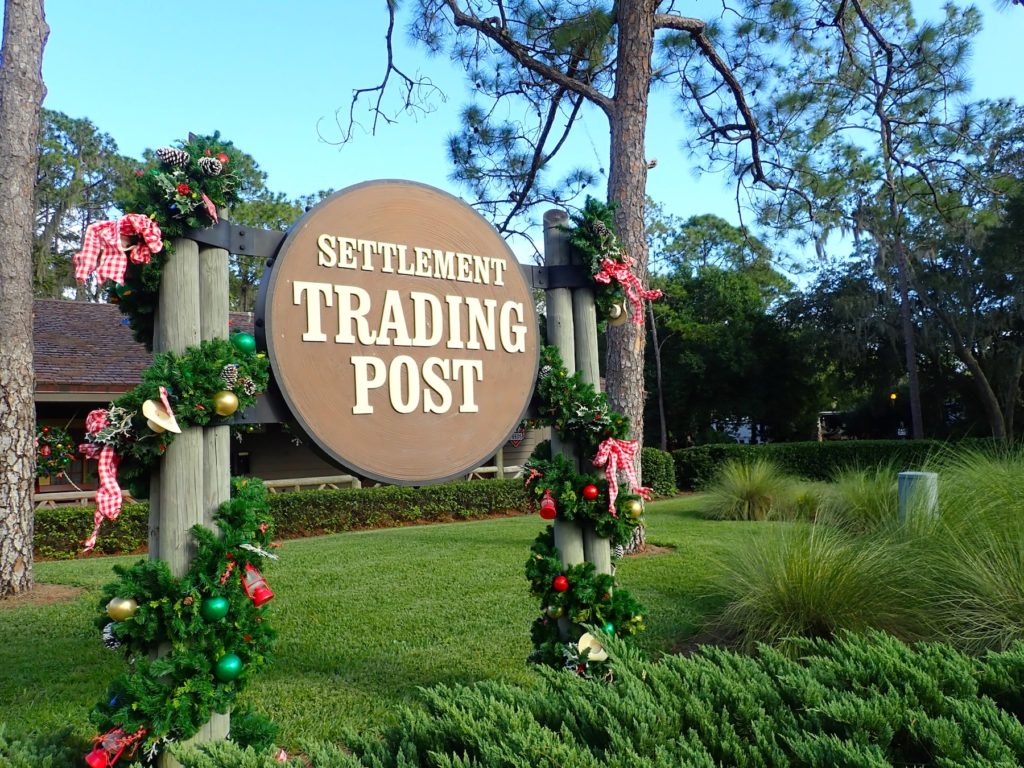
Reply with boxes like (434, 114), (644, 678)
(109, 133), (243, 349)
(535, 346), (629, 455)
(84, 335), (269, 486)
(525, 528), (645, 674)
(89, 477), (277, 763)
(524, 344), (651, 674)
(35, 424), (75, 478)
(567, 197), (662, 325)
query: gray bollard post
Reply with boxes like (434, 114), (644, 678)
(897, 471), (938, 524)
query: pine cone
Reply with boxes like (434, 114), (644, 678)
(102, 622), (121, 650)
(220, 364), (239, 390)
(240, 377), (257, 396)
(156, 147), (191, 168)
(199, 156), (223, 176)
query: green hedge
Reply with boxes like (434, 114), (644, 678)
(166, 631), (1024, 767)
(34, 479), (530, 559)
(673, 439), (998, 490)
(34, 503), (150, 560)
(640, 447), (676, 496)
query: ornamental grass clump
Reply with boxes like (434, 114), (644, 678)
(921, 448), (1024, 653)
(708, 524), (929, 651)
(702, 459), (799, 521)
(816, 465), (899, 534)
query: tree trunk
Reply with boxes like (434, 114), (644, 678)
(606, 2), (655, 555)
(0, 0), (48, 598)
(893, 237), (924, 440)
(1003, 348), (1023, 441)
(647, 301), (668, 451)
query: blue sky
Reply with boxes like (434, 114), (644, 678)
(30, 1), (1024, 262)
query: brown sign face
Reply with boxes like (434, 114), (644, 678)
(262, 180), (539, 485)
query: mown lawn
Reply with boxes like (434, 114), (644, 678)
(0, 495), (753, 747)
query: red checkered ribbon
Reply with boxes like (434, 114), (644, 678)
(593, 256), (663, 324)
(79, 409), (123, 551)
(592, 437), (652, 517)
(73, 214), (163, 285)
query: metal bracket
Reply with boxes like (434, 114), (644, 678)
(526, 263), (591, 290)
(186, 220), (287, 260)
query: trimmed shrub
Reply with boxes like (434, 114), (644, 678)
(172, 632), (1024, 768)
(640, 447), (676, 496)
(672, 439), (986, 490)
(33, 480), (530, 559)
(34, 502), (149, 560)
(703, 459), (798, 521)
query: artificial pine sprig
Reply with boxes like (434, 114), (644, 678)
(112, 132), (243, 348)
(526, 527), (645, 671)
(535, 346), (630, 455)
(92, 478), (276, 751)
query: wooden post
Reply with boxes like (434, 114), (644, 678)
(198, 241), (231, 742)
(570, 253), (612, 576)
(153, 237), (223, 766)
(495, 447), (505, 480)
(543, 210), (585, 589)
(155, 237), (203, 577)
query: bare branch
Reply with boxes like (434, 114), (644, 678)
(441, 0), (614, 114)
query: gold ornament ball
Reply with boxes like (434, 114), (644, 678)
(609, 301), (629, 326)
(213, 390), (240, 416)
(106, 596), (138, 621)
(624, 499), (644, 519)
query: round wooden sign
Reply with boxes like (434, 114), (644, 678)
(262, 180), (539, 484)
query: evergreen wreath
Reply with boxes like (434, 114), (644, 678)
(111, 132), (244, 349)
(35, 424), (75, 478)
(82, 337), (269, 487)
(92, 478), (276, 756)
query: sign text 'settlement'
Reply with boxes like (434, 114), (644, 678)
(262, 181), (538, 485)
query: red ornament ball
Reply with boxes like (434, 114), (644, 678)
(582, 484), (599, 501)
(40, 445), (51, 457)
(553, 575), (569, 592)
(177, 183), (191, 195)
(217, 152), (229, 164)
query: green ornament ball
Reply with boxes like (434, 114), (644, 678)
(200, 596), (230, 622)
(231, 332), (256, 354)
(603, 622), (615, 634)
(545, 605), (565, 619)
(214, 653), (243, 682)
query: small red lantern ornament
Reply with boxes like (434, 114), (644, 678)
(553, 575), (569, 592)
(539, 490), (557, 520)
(582, 484), (599, 501)
(84, 727), (145, 768)
(241, 562), (274, 607)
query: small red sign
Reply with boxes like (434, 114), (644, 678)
(508, 429), (525, 448)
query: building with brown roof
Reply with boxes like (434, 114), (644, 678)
(33, 299), (535, 499)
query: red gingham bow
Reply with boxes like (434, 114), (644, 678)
(593, 256), (663, 324)
(79, 409), (123, 551)
(73, 214), (163, 285)
(592, 437), (652, 517)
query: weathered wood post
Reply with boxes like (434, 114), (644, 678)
(197, 238), (231, 742)
(152, 235), (229, 765)
(570, 248), (612, 576)
(544, 210), (585, 628)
